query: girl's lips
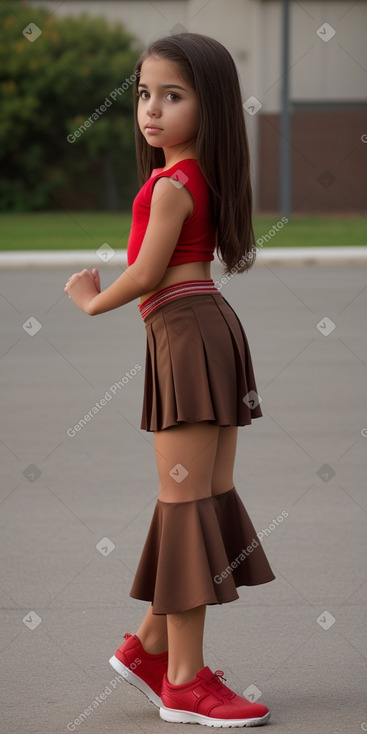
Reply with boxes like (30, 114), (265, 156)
(145, 125), (162, 133)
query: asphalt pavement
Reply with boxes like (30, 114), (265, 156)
(1, 261), (366, 733)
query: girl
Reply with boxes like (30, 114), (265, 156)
(64, 32), (275, 728)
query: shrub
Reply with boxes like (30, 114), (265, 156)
(0, 2), (142, 210)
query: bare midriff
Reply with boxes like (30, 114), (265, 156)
(140, 260), (212, 303)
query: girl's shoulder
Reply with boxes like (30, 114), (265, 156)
(150, 159), (208, 198)
(134, 159), (208, 211)
(150, 158), (200, 179)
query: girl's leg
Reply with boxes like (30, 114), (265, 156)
(211, 426), (238, 496)
(154, 421), (220, 684)
(166, 605), (206, 685)
(135, 425), (237, 660)
(135, 604), (168, 654)
(135, 606), (206, 675)
(155, 421), (220, 504)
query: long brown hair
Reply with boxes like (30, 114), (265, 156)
(133, 33), (256, 272)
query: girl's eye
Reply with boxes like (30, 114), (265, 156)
(137, 90), (180, 102)
(166, 92), (180, 102)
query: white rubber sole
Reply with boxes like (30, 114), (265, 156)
(159, 706), (271, 727)
(109, 654), (162, 708)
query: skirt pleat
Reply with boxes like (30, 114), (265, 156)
(140, 293), (263, 432)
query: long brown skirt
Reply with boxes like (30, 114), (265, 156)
(129, 487), (276, 615)
(140, 291), (263, 432)
(130, 289), (275, 614)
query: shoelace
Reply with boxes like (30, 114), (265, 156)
(207, 670), (234, 699)
(214, 670), (227, 683)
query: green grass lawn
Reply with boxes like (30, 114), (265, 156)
(0, 212), (366, 250)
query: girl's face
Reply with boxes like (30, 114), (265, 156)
(137, 55), (200, 158)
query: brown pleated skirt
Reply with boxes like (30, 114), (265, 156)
(129, 487), (276, 614)
(140, 291), (263, 432)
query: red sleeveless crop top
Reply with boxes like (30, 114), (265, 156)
(126, 158), (217, 267)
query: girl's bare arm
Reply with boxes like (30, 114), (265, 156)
(64, 177), (193, 315)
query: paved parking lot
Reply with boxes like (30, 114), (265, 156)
(1, 261), (366, 733)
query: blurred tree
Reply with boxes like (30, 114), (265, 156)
(0, 2), (142, 210)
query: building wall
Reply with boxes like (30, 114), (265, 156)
(258, 0), (367, 212)
(30, 0), (367, 212)
(259, 105), (367, 213)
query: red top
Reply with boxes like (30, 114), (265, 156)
(126, 158), (217, 267)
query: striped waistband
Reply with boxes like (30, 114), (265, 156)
(138, 279), (219, 320)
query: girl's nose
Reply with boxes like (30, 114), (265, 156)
(147, 97), (161, 117)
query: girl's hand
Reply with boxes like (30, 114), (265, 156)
(91, 267), (101, 293)
(64, 268), (101, 314)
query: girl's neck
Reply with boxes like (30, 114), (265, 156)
(162, 144), (197, 170)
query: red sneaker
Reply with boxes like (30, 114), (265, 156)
(109, 632), (168, 708)
(160, 667), (270, 727)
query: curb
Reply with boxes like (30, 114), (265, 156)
(0, 247), (367, 268)
(256, 246), (367, 264)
